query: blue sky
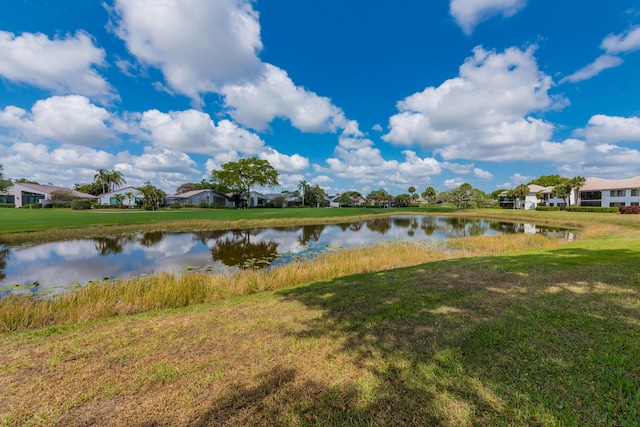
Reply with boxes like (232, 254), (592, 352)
(1, 0), (640, 195)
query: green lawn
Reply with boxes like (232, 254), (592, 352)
(0, 205), (456, 235)
(1, 210), (639, 425)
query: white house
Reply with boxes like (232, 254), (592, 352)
(578, 177), (640, 208)
(500, 176), (640, 210)
(97, 186), (140, 206)
(4, 182), (97, 208)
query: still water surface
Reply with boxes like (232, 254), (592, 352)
(0, 216), (571, 296)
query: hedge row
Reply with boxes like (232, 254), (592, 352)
(565, 206), (619, 213)
(535, 206), (561, 211)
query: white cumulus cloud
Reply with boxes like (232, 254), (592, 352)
(221, 64), (348, 133)
(111, 0), (263, 103)
(0, 30), (113, 98)
(384, 46), (562, 161)
(0, 96), (114, 146)
(577, 114), (640, 144)
(450, 0), (526, 34)
(138, 109), (265, 155)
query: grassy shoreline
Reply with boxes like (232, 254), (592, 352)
(1, 210), (639, 425)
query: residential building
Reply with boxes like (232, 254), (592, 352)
(165, 189), (234, 207)
(97, 186), (140, 206)
(499, 176), (640, 210)
(577, 177), (640, 208)
(4, 182), (98, 208)
(264, 193), (303, 207)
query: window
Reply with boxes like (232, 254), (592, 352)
(610, 190), (626, 197)
(0, 194), (15, 204)
(631, 189), (640, 197)
(580, 201), (601, 207)
(610, 202), (626, 207)
(580, 191), (601, 201)
(632, 202), (639, 207)
(21, 191), (45, 205)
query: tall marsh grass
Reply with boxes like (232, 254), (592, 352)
(0, 234), (560, 333)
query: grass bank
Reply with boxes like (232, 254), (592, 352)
(1, 211), (639, 425)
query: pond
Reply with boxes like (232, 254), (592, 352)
(0, 215), (573, 297)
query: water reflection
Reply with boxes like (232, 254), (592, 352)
(0, 216), (573, 296)
(210, 230), (280, 268)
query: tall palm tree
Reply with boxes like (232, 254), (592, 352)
(408, 186), (416, 201)
(108, 170), (126, 192)
(124, 190), (135, 206)
(94, 169), (109, 194)
(569, 176), (586, 206)
(514, 184), (530, 209)
(297, 180), (308, 206)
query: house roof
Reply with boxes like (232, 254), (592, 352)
(581, 176), (640, 191)
(13, 182), (97, 199)
(167, 189), (232, 199)
(97, 186), (138, 196)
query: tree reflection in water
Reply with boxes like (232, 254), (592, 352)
(366, 218), (391, 234)
(442, 217), (489, 237)
(0, 244), (9, 281)
(298, 224), (326, 246)
(210, 229), (280, 269)
(94, 236), (126, 255)
(139, 231), (165, 247)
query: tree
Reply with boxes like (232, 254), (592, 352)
(551, 182), (571, 208)
(138, 182), (166, 208)
(74, 181), (103, 196)
(339, 193), (353, 207)
(408, 186), (416, 201)
(113, 193), (125, 205)
(107, 170), (126, 192)
(175, 183), (200, 194)
(367, 188), (393, 207)
(528, 174), (567, 187)
(94, 168), (109, 194)
(211, 158), (279, 208)
(48, 189), (78, 203)
(421, 186), (437, 204)
(394, 193), (412, 207)
(569, 176), (586, 206)
(297, 180), (308, 207)
(338, 191), (361, 207)
(0, 164), (11, 195)
(124, 190), (136, 206)
(513, 184), (530, 209)
(443, 183), (485, 211)
(304, 184), (327, 208)
(536, 191), (545, 206)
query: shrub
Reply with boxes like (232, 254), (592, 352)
(19, 203), (42, 209)
(71, 200), (92, 210)
(565, 206), (619, 213)
(0, 203), (15, 208)
(619, 206), (640, 214)
(143, 204), (154, 211)
(535, 206), (561, 211)
(169, 204), (182, 209)
(119, 204), (129, 209)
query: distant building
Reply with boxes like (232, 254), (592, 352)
(264, 193), (303, 207)
(4, 182), (98, 208)
(97, 186), (140, 206)
(165, 189), (234, 207)
(499, 177), (640, 209)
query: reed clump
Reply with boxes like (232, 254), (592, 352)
(0, 233), (561, 333)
